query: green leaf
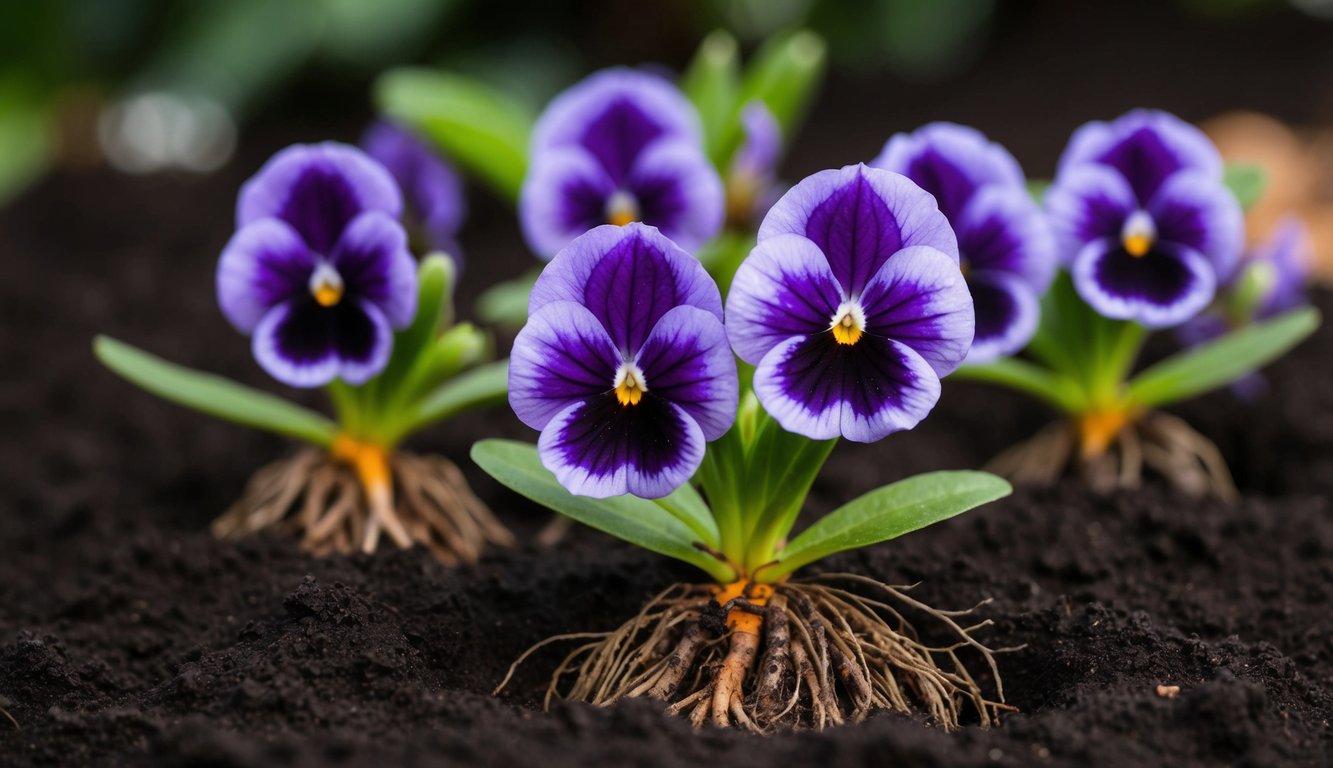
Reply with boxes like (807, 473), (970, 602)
(653, 482), (720, 548)
(951, 358), (1085, 413)
(694, 231), (754, 296)
(399, 360), (509, 437)
(372, 254), (454, 403)
(682, 30), (741, 163)
(94, 336), (338, 446)
(768, 471), (1012, 580)
(471, 440), (734, 582)
(394, 323), (489, 406)
(714, 30), (826, 166)
(375, 68), (534, 201)
(1126, 306), (1320, 408)
(476, 269), (540, 328)
(1224, 164), (1268, 211)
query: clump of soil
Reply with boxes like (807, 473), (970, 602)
(0, 162), (1330, 767)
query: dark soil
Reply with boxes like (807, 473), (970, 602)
(4, 1), (1333, 760)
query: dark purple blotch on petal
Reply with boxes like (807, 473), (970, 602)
(551, 393), (692, 483)
(804, 172), (902, 295)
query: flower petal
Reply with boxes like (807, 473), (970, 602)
(329, 212), (418, 328)
(732, 101), (782, 179)
(859, 245), (975, 378)
(252, 299), (338, 388)
(1147, 170), (1243, 281)
(537, 395), (705, 498)
(532, 68), (701, 179)
(1045, 162), (1137, 262)
(520, 148), (618, 260)
(217, 218), (315, 334)
(237, 143), (402, 255)
(964, 271), (1040, 364)
(1058, 109), (1222, 202)
(871, 122), (1025, 220)
(529, 223), (724, 351)
(362, 120), (467, 256)
(509, 300), (622, 432)
(627, 139), (725, 253)
(724, 233), (844, 365)
(759, 164), (958, 296)
(956, 184), (1057, 292)
(331, 300), (394, 386)
(1072, 239), (1216, 328)
(633, 305), (738, 440)
(753, 333), (942, 443)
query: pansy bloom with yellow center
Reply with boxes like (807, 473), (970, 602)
(519, 68), (724, 260)
(873, 122), (1056, 363)
(726, 164), (974, 441)
(508, 223), (738, 497)
(362, 120), (467, 263)
(218, 142), (418, 387)
(1045, 109), (1243, 328)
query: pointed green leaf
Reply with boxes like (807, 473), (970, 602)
(1126, 306), (1320, 408)
(952, 357), (1086, 413)
(767, 471), (1011, 579)
(373, 254), (454, 401)
(1224, 164), (1267, 211)
(471, 440), (734, 582)
(653, 482), (720, 548)
(476, 269), (540, 328)
(399, 360), (509, 437)
(375, 68), (534, 201)
(94, 336), (338, 446)
(682, 30), (741, 163)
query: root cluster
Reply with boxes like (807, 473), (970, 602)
(987, 411), (1237, 500)
(498, 576), (1012, 732)
(212, 448), (513, 563)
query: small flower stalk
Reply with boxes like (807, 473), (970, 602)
(97, 142), (512, 562)
(950, 111), (1319, 497)
(478, 166), (1013, 732)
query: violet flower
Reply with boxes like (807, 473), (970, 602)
(520, 68), (724, 260)
(726, 164), (974, 442)
(1045, 109), (1243, 328)
(509, 223), (738, 497)
(726, 101), (783, 227)
(873, 122), (1056, 362)
(363, 120), (467, 263)
(218, 143), (417, 388)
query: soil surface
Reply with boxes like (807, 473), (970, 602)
(4, 1), (1333, 761)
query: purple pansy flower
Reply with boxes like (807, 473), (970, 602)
(217, 143), (417, 388)
(872, 123), (1056, 362)
(363, 120), (467, 263)
(509, 223), (738, 498)
(726, 164), (974, 442)
(726, 101), (784, 227)
(1045, 109), (1243, 328)
(520, 68), (724, 260)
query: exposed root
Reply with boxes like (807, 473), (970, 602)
(496, 577), (1011, 732)
(986, 411), (1237, 500)
(212, 445), (513, 563)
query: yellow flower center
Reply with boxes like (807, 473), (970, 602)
(830, 301), (866, 346)
(309, 263), (345, 307)
(614, 362), (648, 406)
(605, 190), (640, 227)
(1121, 210), (1156, 258)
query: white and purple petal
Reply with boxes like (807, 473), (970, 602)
(956, 184), (1057, 292)
(633, 305), (738, 440)
(626, 138), (725, 253)
(237, 143), (402, 255)
(529, 223), (724, 351)
(725, 233), (844, 365)
(508, 300), (622, 431)
(859, 245), (975, 377)
(1255, 215), (1314, 317)
(520, 148), (618, 260)
(758, 164), (959, 296)
(732, 101), (782, 180)
(1058, 109), (1223, 203)
(1147, 170), (1243, 282)
(329, 211), (418, 328)
(537, 395), (705, 499)
(753, 334), (942, 443)
(872, 122), (1025, 220)
(217, 218), (315, 334)
(531, 68), (701, 180)
(1072, 239), (1216, 328)
(1045, 163), (1137, 261)
(964, 270), (1041, 364)
(251, 298), (393, 388)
